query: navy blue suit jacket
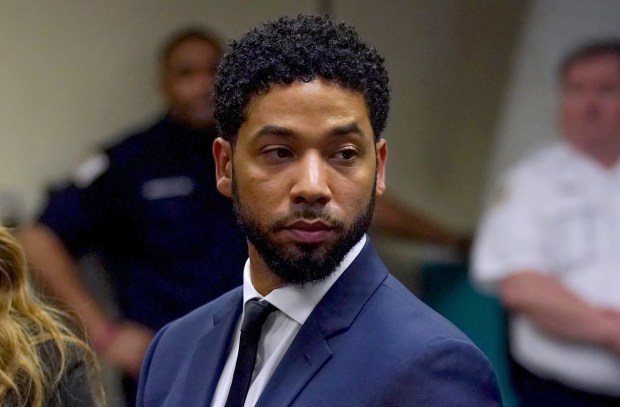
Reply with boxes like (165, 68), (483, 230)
(137, 240), (502, 406)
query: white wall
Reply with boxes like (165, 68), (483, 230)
(335, 0), (524, 230)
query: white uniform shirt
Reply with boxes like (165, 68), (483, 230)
(211, 235), (366, 407)
(472, 141), (620, 396)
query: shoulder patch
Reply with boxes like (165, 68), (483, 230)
(141, 176), (195, 200)
(73, 153), (109, 188)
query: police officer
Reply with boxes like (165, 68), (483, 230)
(472, 40), (620, 406)
(19, 28), (247, 405)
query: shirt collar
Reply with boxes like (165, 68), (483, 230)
(242, 234), (367, 325)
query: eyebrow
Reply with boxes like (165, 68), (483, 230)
(251, 122), (366, 141)
(326, 122), (365, 139)
(252, 125), (296, 140)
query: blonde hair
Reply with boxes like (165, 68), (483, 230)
(0, 225), (103, 406)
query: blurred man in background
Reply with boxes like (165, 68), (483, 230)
(18, 27), (248, 405)
(473, 40), (620, 406)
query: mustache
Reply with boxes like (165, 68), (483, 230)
(271, 209), (345, 232)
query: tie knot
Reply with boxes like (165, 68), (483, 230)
(241, 299), (277, 338)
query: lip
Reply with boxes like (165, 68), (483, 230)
(284, 220), (334, 243)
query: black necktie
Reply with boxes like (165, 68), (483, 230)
(224, 299), (277, 407)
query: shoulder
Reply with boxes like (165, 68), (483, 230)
(102, 116), (168, 165)
(373, 334), (501, 406)
(145, 287), (241, 358)
(357, 276), (501, 405)
(481, 142), (566, 210)
(71, 117), (167, 188)
(505, 142), (570, 188)
(138, 288), (242, 403)
(374, 274), (473, 344)
(340, 241), (474, 346)
(163, 287), (240, 333)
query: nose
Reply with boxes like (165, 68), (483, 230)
(582, 91), (603, 117)
(290, 152), (332, 206)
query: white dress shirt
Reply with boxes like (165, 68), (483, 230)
(472, 141), (620, 396)
(211, 235), (367, 407)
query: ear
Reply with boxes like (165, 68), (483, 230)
(213, 137), (233, 198)
(375, 138), (387, 197)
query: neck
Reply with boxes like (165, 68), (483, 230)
(568, 134), (620, 169)
(580, 146), (620, 169)
(167, 112), (215, 133)
(247, 244), (284, 296)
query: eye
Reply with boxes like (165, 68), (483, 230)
(262, 146), (294, 162)
(174, 67), (194, 78)
(332, 147), (358, 161)
(602, 84), (620, 97)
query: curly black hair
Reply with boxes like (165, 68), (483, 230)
(214, 14), (390, 144)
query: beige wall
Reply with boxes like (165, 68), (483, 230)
(336, 0), (525, 231)
(0, 0), (317, 221)
(1, 0), (524, 231)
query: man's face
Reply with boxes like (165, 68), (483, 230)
(162, 38), (221, 129)
(561, 53), (620, 162)
(214, 79), (387, 285)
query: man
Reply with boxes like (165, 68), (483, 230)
(18, 28), (248, 404)
(473, 40), (620, 406)
(138, 15), (501, 407)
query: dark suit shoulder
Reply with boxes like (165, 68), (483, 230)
(154, 286), (242, 346)
(371, 335), (502, 406)
(299, 270), (501, 406)
(377, 273), (472, 344)
(362, 274), (502, 405)
(137, 287), (243, 406)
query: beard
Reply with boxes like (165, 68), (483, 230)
(231, 171), (376, 286)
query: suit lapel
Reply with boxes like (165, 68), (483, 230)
(256, 240), (388, 406)
(178, 290), (243, 407)
(255, 315), (332, 407)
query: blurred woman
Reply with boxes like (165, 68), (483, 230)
(0, 224), (104, 406)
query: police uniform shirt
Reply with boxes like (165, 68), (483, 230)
(472, 141), (620, 396)
(39, 115), (248, 331)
